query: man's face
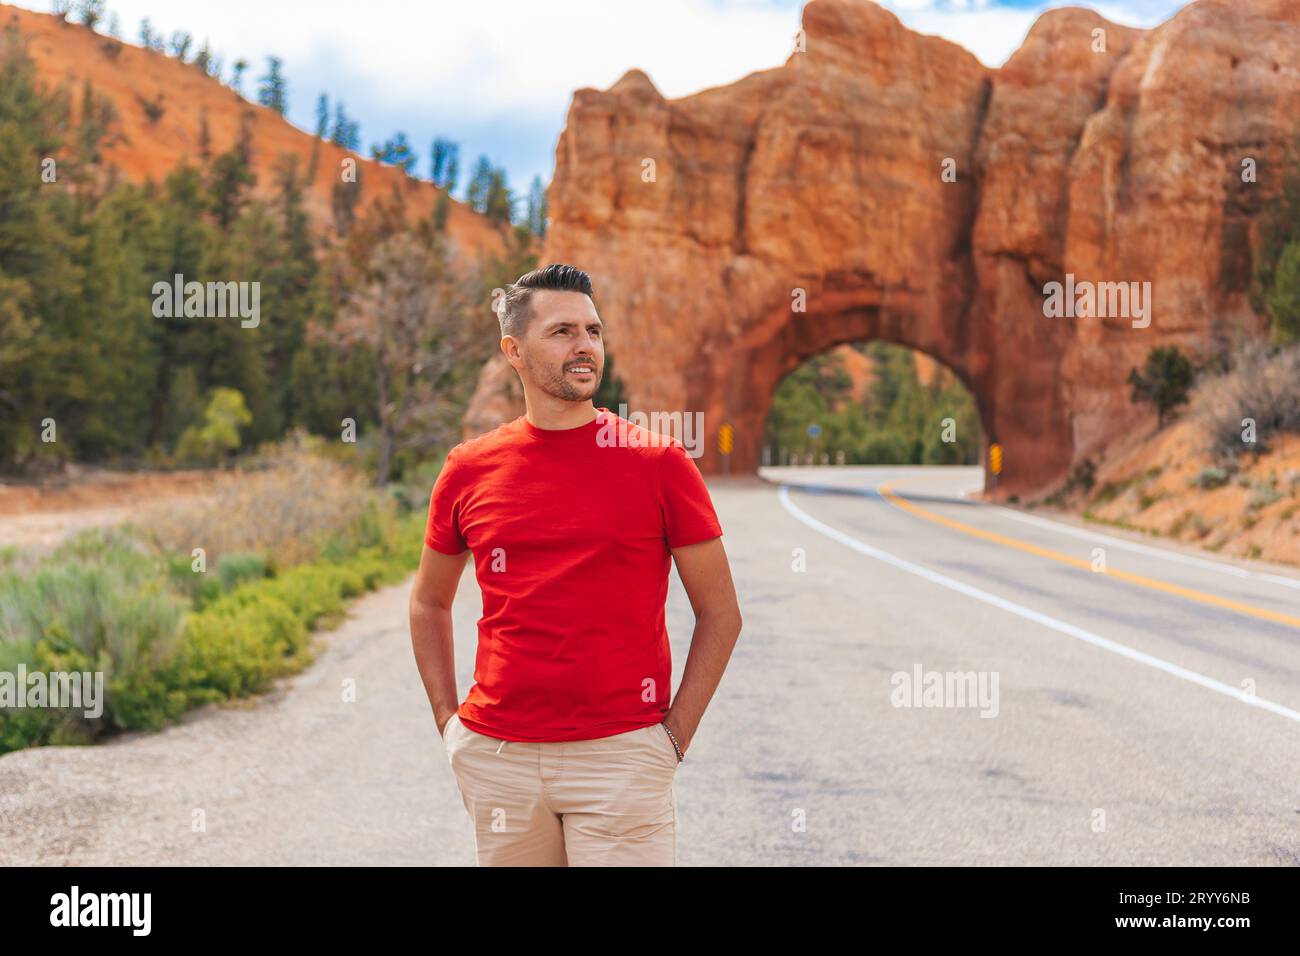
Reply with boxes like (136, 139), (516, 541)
(507, 289), (605, 402)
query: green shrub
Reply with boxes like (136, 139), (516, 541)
(0, 527), (188, 683)
(0, 638), (99, 751)
(0, 512), (423, 754)
(1091, 477), (1137, 505)
(169, 594), (306, 701)
(217, 552), (267, 593)
(174, 387), (253, 465)
(1194, 466), (1231, 490)
(1249, 481), (1283, 511)
(1127, 345), (1195, 428)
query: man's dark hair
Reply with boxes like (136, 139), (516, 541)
(497, 263), (595, 339)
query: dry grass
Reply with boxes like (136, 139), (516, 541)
(1192, 343), (1300, 459)
(133, 430), (384, 569)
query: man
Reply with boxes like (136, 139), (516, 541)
(409, 263), (743, 866)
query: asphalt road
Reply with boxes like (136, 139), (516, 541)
(2, 465), (1297, 865)
(734, 466), (1300, 865)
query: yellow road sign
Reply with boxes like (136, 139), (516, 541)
(989, 442), (1003, 475)
(719, 423), (734, 455)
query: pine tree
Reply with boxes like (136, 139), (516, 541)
(430, 138), (458, 188)
(257, 56), (287, 115)
(466, 154), (493, 212)
(314, 93), (329, 139)
(0, 22), (74, 467)
(169, 31), (192, 61)
(75, 185), (159, 457)
(1128, 346), (1195, 428)
(374, 132), (417, 175)
(526, 175), (547, 237)
(483, 166), (514, 226)
(206, 115), (256, 229)
(330, 101), (348, 146)
(330, 102), (360, 151)
(142, 164), (211, 449)
(74, 0), (104, 30)
(445, 153), (459, 193)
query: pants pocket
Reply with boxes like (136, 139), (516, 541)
(648, 723), (680, 771)
(442, 712), (461, 748)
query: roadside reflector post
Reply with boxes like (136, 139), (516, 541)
(718, 422), (733, 475)
(989, 441), (1003, 492)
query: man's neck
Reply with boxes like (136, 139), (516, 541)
(523, 395), (599, 431)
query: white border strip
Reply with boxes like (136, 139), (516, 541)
(949, 478), (1295, 589)
(778, 484), (1300, 725)
(989, 504), (1252, 578)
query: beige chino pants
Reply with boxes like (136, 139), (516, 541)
(442, 713), (680, 866)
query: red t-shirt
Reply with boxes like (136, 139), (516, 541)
(424, 406), (723, 742)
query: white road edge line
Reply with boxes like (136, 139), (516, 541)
(777, 484), (1300, 725)
(989, 504), (1252, 578)
(947, 480), (1298, 589)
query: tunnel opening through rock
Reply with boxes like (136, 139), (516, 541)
(758, 340), (987, 478)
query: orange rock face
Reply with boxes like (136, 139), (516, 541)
(6, 4), (505, 258)
(467, 0), (1299, 497)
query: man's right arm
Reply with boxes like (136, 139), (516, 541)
(409, 543), (471, 737)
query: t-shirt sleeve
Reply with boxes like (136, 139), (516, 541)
(425, 447), (469, 554)
(658, 440), (723, 549)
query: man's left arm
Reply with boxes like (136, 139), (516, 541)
(663, 536), (743, 757)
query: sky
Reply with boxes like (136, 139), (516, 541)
(17, 0), (1187, 209)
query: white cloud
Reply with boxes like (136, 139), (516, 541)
(875, 0), (1182, 66)
(39, 0), (802, 111)
(880, 3), (1041, 66)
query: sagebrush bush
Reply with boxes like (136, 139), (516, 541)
(0, 527), (188, 683)
(217, 552), (268, 596)
(1193, 343), (1300, 459)
(0, 510), (424, 753)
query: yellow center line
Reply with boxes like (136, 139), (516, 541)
(875, 481), (1300, 631)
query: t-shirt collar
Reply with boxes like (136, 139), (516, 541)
(518, 407), (612, 442)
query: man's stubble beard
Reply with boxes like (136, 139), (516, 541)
(524, 353), (604, 403)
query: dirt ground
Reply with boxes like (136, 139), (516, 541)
(1032, 418), (1300, 568)
(0, 467), (218, 550)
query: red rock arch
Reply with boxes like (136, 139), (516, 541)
(465, 0), (1292, 498)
